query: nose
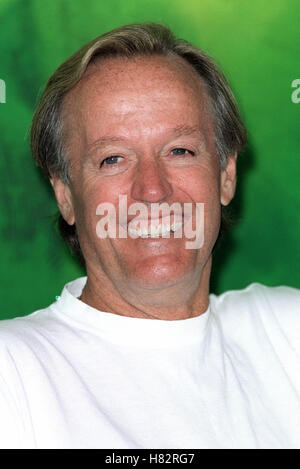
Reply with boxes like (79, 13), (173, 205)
(130, 157), (173, 203)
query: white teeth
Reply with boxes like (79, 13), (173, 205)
(128, 221), (183, 238)
(171, 222), (183, 233)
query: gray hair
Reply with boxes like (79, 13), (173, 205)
(30, 23), (247, 263)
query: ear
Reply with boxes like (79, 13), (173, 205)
(50, 177), (75, 225)
(220, 153), (237, 206)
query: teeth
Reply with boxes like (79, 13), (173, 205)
(171, 222), (183, 233)
(128, 221), (183, 238)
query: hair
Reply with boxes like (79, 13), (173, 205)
(30, 23), (247, 265)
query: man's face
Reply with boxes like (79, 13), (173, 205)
(54, 54), (236, 305)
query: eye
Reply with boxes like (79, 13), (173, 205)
(171, 148), (195, 156)
(100, 156), (123, 167)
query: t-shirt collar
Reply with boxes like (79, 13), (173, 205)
(52, 276), (211, 347)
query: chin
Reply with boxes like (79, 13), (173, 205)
(127, 254), (191, 290)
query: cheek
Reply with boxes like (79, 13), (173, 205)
(72, 186), (100, 232)
(73, 181), (122, 241)
(177, 168), (222, 242)
(176, 165), (221, 204)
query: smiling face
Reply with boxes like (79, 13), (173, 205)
(52, 54), (237, 318)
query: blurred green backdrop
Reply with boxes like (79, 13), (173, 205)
(0, 0), (299, 319)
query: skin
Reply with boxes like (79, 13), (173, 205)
(52, 54), (237, 320)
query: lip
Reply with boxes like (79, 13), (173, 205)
(129, 220), (183, 237)
(124, 213), (193, 239)
(127, 215), (183, 231)
(117, 208), (194, 239)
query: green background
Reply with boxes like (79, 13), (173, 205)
(0, 0), (299, 319)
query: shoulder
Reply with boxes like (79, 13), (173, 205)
(0, 305), (63, 414)
(0, 312), (51, 449)
(211, 282), (300, 314)
(0, 308), (59, 449)
(210, 283), (300, 350)
(0, 303), (63, 359)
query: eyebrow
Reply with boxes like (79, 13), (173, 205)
(87, 125), (205, 154)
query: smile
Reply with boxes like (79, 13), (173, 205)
(127, 220), (183, 238)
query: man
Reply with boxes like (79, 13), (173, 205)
(0, 23), (299, 449)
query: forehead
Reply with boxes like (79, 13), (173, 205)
(62, 54), (214, 145)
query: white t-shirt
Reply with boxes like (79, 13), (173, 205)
(0, 277), (300, 449)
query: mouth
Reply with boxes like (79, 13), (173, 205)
(127, 220), (184, 238)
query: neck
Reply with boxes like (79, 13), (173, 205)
(80, 256), (212, 321)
